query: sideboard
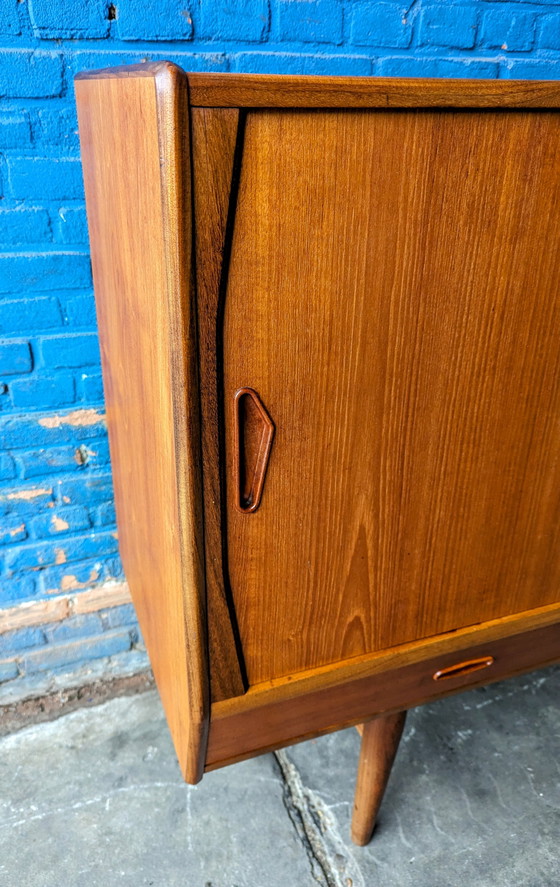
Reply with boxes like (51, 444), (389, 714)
(76, 64), (560, 844)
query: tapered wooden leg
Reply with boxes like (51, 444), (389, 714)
(351, 710), (407, 846)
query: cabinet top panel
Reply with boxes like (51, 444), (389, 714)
(75, 63), (560, 109)
(186, 73), (560, 109)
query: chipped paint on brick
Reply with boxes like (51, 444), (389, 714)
(54, 547), (67, 565)
(56, 569), (101, 593)
(74, 444), (92, 465)
(51, 515), (69, 532)
(38, 409), (106, 429)
(6, 487), (53, 501)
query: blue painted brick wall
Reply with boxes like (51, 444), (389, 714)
(1, 0), (560, 694)
(0, 603), (144, 681)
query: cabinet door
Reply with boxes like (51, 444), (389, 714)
(222, 109), (560, 686)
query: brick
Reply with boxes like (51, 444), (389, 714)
(231, 51), (372, 75)
(93, 501), (116, 527)
(0, 111), (32, 149)
(29, 505), (91, 537)
(0, 659), (19, 683)
(0, 409), (107, 449)
(40, 333), (100, 368)
(278, 0), (343, 44)
(377, 56), (499, 78)
(157, 52), (229, 71)
(0, 50), (63, 99)
(480, 10), (535, 51)
(39, 556), (122, 594)
(0, 209), (51, 247)
(56, 473), (114, 507)
(0, 453), (16, 480)
(101, 555), (125, 581)
(20, 628), (133, 675)
(4, 529), (119, 575)
(76, 438), (111, 469)
(35, 106), (80, 153)
(17, 446), (90, 479)
(0, 385), (9, 412)
(63, 294), (97, 327)
(67, 51), (228, 85)
(0, 2), (21, 36)
(7, 158), (84, 201)
(9, 373), (76, 409)
(200, 0), (270, 42)
(29, 0), (110, 39)
(116, 0), (193, 40)
(501, 58), (560, 77)
(539, 13), (560, 49)
(0, 574), (38, 603)
(43, 612), (103, 643)
(0, 298), (62, 334)
(3, 539), (60, 574)
(66, 51), (143, 82)
(62, 529), (120, 564)
(0, 253), (92, 295)
(0, 340), (32, 375)
(349, 2), (412, 48)
(55, 207), (89, 246)
(419, 5), (478, 49)
(0, 484), (54, 517)
(130, 625), (142, 644)
(0, 519), (27, 545)
(100, 603), (137, 630)
(123, 624), (145, 649)
(0, 626), (46, 656)
(79, 373), (104, 402)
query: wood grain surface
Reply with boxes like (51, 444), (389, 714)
(211, 600), (560, 716)
(352, 711), (407, 845)
(191, 106), (247, 702)
(223, 108), (560, 685)
(206, 618), (560, 769)
(76, 63), (208, 783)
(76, 65), (560, 791)
(187, 72), (560, 108)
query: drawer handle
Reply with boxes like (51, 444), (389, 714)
(233, 388), (275, 514)
(433, 656), (494, 681)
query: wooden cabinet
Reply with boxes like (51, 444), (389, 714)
(76, 64), (560, 845)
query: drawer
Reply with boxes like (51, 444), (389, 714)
(206, 620), (560, 769)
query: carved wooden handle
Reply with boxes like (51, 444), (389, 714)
(233, 388), (275, 514)
(432, 656), (495, 681)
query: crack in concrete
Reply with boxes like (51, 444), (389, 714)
(273, 749), (365, 887)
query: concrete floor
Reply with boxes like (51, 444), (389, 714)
(0, 666), (559, 887)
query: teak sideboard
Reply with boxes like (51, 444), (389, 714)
(75, 64), (560, 845)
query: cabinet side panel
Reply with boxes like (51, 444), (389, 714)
(75, 68), (208, 782)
